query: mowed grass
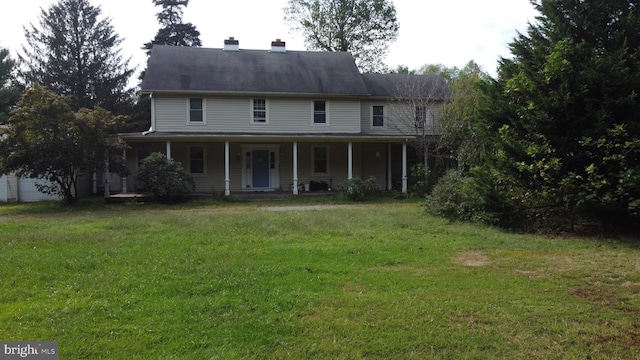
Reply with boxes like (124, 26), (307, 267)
(1, 198), (639, 359)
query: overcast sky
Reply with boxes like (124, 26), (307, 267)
(1, 0), (539, 82)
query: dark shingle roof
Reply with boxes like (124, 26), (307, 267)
(141, 45), (370, 96)
(361, 73), (449, 100)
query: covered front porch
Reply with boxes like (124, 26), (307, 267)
(114, 133), (413, 196)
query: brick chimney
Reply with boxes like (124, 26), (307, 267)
(271, 39), (286, 53)
(224, 37), (239, 51)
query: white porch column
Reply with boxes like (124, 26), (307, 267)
(402, 143), (408, 193)
(348, 142), (353, 180)
(293, 142), (299, 195)
(92, 171), (98, 194)
(122, 149), (128, 194)
(166, 141), (171, 159)
(387, 143), (392, 190)
(224, 141), (231, 196)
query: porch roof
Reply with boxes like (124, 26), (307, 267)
(117, 131), (432, 143)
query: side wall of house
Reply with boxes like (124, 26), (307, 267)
(360, 101), (443, 136)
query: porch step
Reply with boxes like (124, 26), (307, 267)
(105, 193), (149, 203)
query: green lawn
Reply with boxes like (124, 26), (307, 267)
(1, 198), (639, 359)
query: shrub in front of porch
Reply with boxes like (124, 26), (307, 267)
(135, 152), (196, 202)
(344, 176), (379, 201)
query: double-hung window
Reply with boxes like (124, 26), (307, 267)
(189, 146), (205, 174)
(372, 105), (384, 127)
(252, 99), (267, 123)
(415, 106), (427, 128)
(312, 146), (328, 175)
(313, 100), (327, 124)
(189, 98), (204, 123)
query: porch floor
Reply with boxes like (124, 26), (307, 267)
(106, 190), (337, 202)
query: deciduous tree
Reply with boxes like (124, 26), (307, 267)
(284, 0), (399, 73)
(386, 74), (449, 192)
(0, 85), (126, 204)
(439, 61), (491, 169)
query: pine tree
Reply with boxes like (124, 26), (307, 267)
(129, 0), (202, 133)
(0, 48), (20, 124)
(142, 0), (202, 56)
(19, 0), (134, 114)
(478, 0), (640, 228)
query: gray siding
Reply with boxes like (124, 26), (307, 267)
(155, 97), (187, 131)
(360, 101), (443, 136)
(154, 96), (361, 134)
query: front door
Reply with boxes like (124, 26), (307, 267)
(242, 145), (280, 191)
(252, 150), (270, 188)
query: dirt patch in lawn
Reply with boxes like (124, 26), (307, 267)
(453, 250), (490, 267)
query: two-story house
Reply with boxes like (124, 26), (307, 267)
(118, 38), (447, 196)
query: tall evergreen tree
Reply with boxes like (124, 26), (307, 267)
(477, 0), (640, 228)
(128, 0), (202, 134)
(19, 0), (134, 113)
(143, 0), (202, 56)
(0, 48), (20, 124)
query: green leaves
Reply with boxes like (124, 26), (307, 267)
(19, 0), (133, 113)
(284, 0), (399, 73)
(0, 85), (126, 204)
(134, 152), (196, 202)
(143, 0), (202, 56)
(473, 0), (640, 228)
(0, 48), (20, 124)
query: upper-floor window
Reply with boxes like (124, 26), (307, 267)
(189, 146), (205, 174)
(189, 98), (204, 124)
(372, 105), (384, 127)
(313, 100), (327, 124)
(252, 99), (268, 123)
(415, 106), (427, 128)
